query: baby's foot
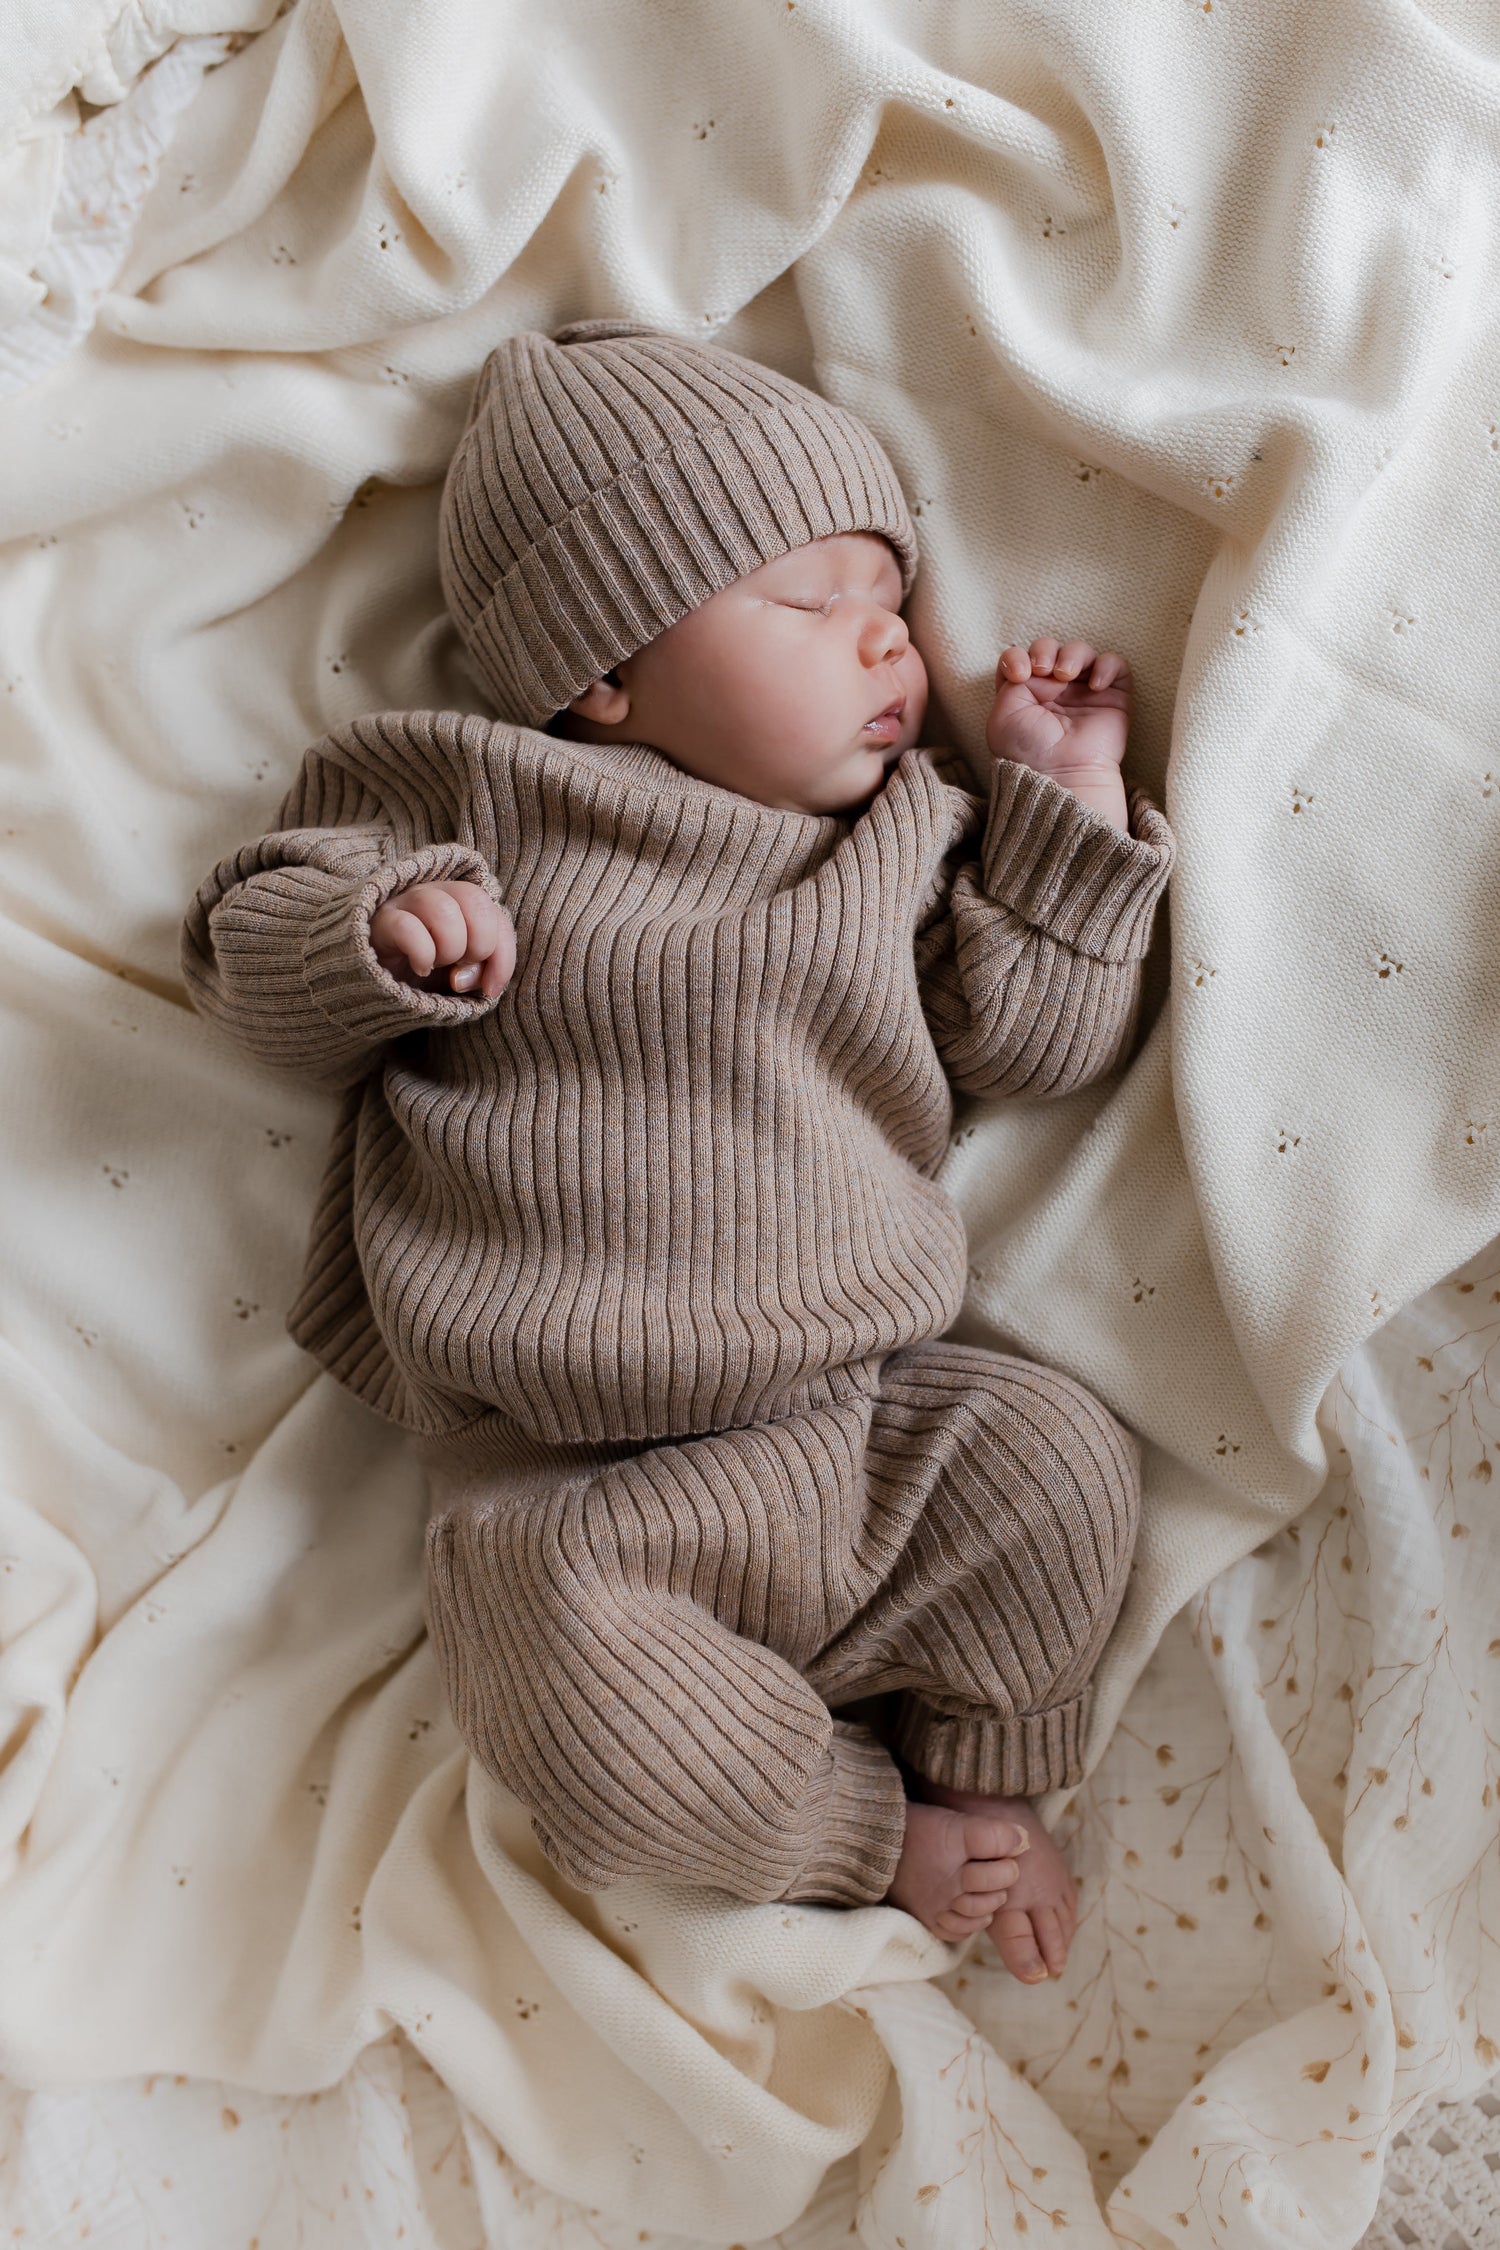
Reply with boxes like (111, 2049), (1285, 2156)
(922, 1784), (1076, 1983)
(885, 1800), (1027, 1943)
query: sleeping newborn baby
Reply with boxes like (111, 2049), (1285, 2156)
(183, 321), (1173, 1982)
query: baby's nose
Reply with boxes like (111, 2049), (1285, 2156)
(861, 606), (909, 661)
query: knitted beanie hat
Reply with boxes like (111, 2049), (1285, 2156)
(438, 319), (918, 728)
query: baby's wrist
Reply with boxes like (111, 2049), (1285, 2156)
(993, 745), (1121, 784)
(995, 753), (1130, 830)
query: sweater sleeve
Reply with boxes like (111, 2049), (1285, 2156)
(916, 759), (1174, 1100)
(181, 710), (509, 1094)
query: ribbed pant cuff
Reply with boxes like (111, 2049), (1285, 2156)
(780, 1725), (909, 1906)
(896, 1690), (1090, 1797)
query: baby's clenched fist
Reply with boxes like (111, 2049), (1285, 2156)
(369, 878), (515, 998)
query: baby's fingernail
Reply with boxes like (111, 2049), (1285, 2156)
(451, 965), (479, 991)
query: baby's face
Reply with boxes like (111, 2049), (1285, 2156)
(565, 533), (929, 816)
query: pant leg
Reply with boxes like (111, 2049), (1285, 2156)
(807, 1338), (1141, 1798)
(422, 1405), (910, 1907)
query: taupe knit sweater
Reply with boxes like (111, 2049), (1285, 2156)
(183, 718), (1173, 1461)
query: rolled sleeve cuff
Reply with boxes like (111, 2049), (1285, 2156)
(779, 1724), (909, 1907)
(302, 843), (508, 1041)
(982, 761), (1174, 962)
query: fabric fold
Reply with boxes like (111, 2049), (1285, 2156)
(9, 0), (1500, 2240)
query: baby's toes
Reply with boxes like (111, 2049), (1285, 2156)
(961, 1815), (1027, 1866)
(962, 1854), (1019, 1897)
(1031, 1902), (1071, 1978)
(936, 1897), (999, 1942)
(957, 1883), (1013, 1927)
(990, 1905), (1050, 1983)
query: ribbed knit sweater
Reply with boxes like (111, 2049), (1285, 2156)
(183, 716), (1174, 1464)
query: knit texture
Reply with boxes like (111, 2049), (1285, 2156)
(183, 717), (1172, 1899)
(437, 323), (918, 727)
(183, 717), (1172, 1448)
(424, 1337), (1140, 1903)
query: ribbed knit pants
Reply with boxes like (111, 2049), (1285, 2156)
(423, 1338), (1140, 1908)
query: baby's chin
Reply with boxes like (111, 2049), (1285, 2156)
(715, 737), (906, 817)
(818, 746), (904, 815)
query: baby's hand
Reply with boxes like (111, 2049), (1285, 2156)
(987, 638), (1132, 829)
(369, 879), (516, 998)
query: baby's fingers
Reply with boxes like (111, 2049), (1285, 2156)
(393, 885), (474, 971)
(461, 941), (513, 999)
(1028, 635), (1061, 676)
(450, 884), (501, 956)
(447, 890), (516, 997)
(452, 939), (516, 997)
(374, 906), (439, 979)
(1052, 638), (1097, 682)
(998, 644), (1033, 684)
(1088, 650), (1131, 691)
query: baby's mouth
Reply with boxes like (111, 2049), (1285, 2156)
(863, 698), (906, 745)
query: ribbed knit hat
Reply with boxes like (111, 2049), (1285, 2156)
(438, 319), (918, 728)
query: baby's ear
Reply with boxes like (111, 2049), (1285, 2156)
(568, 672), (630, 726)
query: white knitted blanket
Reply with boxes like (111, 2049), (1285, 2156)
(2, 3), (1498, 2245)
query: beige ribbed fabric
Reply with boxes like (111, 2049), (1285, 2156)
(437, 322), (918, 727)
(425, 1338), (1141, 1903)
(182, 712), (1173, 1903)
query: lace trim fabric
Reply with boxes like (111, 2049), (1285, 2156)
(1364, 2092), (1500, 2250)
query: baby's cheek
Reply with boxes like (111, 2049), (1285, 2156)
(901, 651), (930, 739)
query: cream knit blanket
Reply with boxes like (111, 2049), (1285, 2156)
(2, 2), (1498, 2244)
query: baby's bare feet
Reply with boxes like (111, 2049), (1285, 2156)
(923, 1783), (1076, 1983)
(886, 1800), (1027, 1943)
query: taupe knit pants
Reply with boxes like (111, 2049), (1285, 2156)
(424, 1339), (1139, 1907)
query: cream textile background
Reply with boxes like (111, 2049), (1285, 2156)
(1, 2), (1499, 2244)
